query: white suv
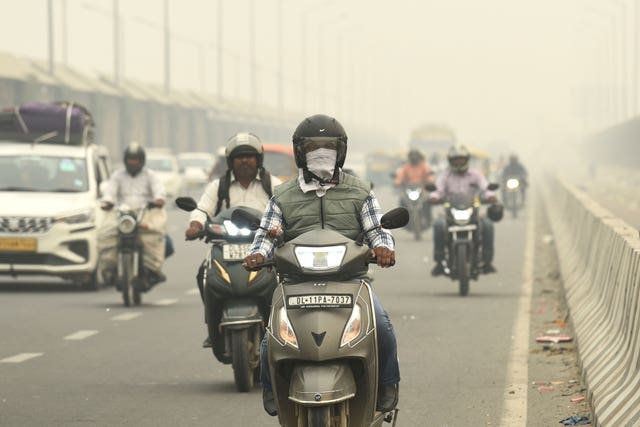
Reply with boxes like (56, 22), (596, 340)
(0, 140), (111, 289)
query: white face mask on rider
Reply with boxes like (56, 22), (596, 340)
(305, 148), (337, 181)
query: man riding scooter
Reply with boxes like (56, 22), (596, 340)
(185, 133), (282, 349)
(243, 114), (401, 417)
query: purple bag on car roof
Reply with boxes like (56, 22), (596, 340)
(0, 101), (94, 145)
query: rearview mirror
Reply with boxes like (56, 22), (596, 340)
(231, 208), (262, 231)
(380, 207), (410, 229)
(175, 197), (198, 212)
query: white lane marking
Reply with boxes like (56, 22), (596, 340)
(499, 196), (535, 426)
(64, 330), (100, 341)
(153, 298), (179, 306)
(1, 353), (44, 363)
(185, 288), (200, 296)
(110, 312), (142, 321)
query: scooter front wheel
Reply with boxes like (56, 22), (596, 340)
(231, 329), (253, 392)
(307, 405), (331, 427)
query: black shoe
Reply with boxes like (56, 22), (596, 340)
(483, 264), (497, 274)
(262, 389), (277, 416)
(202, 336), (212, 348)
(377, 384), (399, 412)
(431, 262), (445, 276)
(147, 270), (166, 285)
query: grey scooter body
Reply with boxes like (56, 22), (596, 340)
(266, 229), (388, 427)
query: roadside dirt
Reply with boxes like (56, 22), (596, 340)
(527, 199), (594, 426)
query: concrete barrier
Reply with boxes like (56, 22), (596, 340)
(542, 174), (640, 426)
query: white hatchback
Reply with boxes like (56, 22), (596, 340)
(0, 141), (111, 289)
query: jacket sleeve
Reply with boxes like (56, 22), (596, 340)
(148, 169), (166, 201)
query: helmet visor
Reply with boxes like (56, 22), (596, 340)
(301, 137), (339, 152)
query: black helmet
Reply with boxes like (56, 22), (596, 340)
(447, 144), (471, 173)
(487, 203), (504, 222)
(408, 149), (423, 164)
(124, 141), (146, 176)
(224, 132), (264, 168)
(292, 114), (347, 170)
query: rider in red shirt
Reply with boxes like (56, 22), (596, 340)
(395, 149), (434, 187)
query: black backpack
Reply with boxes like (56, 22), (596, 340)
(214, 168), (273, 216)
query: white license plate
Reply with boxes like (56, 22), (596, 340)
(222, 243), (252, 261)
(287, 294), (353, 309)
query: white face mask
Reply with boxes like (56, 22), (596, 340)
(306, 148), (337, 180)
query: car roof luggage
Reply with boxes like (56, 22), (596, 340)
(0, 101), (95, 146)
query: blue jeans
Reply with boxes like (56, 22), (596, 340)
(433, 217), (494, 264)
(261, 291), (400, 390)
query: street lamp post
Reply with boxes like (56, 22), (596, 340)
(164, 0), (171, 95)
(47, 0), (54, 75)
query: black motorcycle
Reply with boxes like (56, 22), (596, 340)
(400, 184), (432, 240)
(176, 197), (277, 392)
(502, 175), (525, 218)
(429, 183), (499, 296)
(115, 203), (158, 306)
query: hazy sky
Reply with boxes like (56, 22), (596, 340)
(0, 0), (625, 154)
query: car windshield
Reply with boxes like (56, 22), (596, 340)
(147, 157), (175, 172)
(264, 151), (297, 178)
(0, 155), (88, 192)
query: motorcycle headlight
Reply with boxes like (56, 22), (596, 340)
(54, 209), (95, 224)
(294, 245), (346, 270)
(506, 178), (520, 190)
(117, 215), (137, 234)
(407, 190), (421, 201)
(451, 208), (473, 224)
(278, 307), (298, 349)
(340, 304), (362, 347)
(223, 220), (252, 237)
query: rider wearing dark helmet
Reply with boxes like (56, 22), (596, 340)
(100, 142), (167, 288)
(243, 114), (401, 416)
(428, 144), (498, 275)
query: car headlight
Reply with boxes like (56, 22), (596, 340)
(451, 208), (473, 224)
(117, 215), (137, 234)
(407, 190), (421, 201)
(54, 209), (95, 224)
(506, 178), (520, 190)
(340, 304), (362, 347)
(223, 220), (252, 237)
(278, 307), (298, 349)
(294, 245), (346, 270)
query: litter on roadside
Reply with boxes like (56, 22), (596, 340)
(536, 335), (573, 343)
(537, 385), (554, 392)
(570, 396), (586, 403)
(559, 414), (590, 425)
(546, 329), (561, 335)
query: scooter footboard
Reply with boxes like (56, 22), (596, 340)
(289, 362), (356, 405)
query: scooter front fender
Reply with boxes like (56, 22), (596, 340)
(219, 299), (263, 329)
(289, 362), (356, 405)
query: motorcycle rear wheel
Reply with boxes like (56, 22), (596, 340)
(231, 329), (253, 392)
(457, 245), (469, 296)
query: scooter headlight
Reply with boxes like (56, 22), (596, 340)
(340, 304), (362, 347)
(506, 178), (520, 190)
(117, 215), (137, 234)
(451, 208), (473, 225)
(294, 245), (346, 271)
(223, 220), (252, 237)
(407, 190), (421, 201)
(278, 307), (298, 349)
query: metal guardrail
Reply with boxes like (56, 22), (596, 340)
(542, 174), (640, 426)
